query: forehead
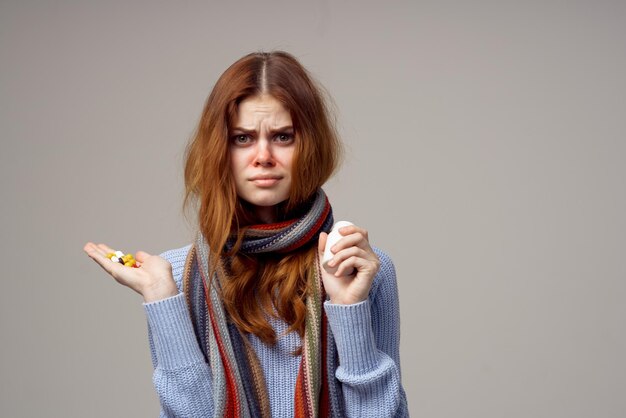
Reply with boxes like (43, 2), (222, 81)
(232, 94), (292, 128)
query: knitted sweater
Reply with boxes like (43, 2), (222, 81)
(144, 244), (409, 417)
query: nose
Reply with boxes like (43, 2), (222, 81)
(253, 139), (275, 167)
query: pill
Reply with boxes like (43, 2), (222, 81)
(107, 249), (139, 268)
(322, 221), (355, 276)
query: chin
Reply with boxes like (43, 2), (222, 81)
(249, 198), (288, 207)
(240, 192), (289, 208)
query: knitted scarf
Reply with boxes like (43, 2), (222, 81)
(182, 189), (343, 417)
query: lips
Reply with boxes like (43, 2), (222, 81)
(249, 175), (283, 187)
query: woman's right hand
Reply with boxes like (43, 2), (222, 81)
(83, 242), (179, 303)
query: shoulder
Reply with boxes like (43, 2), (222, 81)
(370, 246), (398, 300)
(159, 244), (193, 292)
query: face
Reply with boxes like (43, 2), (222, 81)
(229, 94), (296, 222)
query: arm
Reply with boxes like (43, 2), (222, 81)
(83, 242), (214, 416)
(144, 246), (215, 418)
(145, 293), (215, 418)
(324, 249), (409, 417)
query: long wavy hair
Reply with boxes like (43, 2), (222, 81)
(183, 51), (342, 345)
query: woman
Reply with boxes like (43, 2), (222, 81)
(84, 51), (408, 417)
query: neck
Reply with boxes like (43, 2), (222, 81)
(253, 205), (277, 224)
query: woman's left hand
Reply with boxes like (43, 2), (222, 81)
(317, 224), (381, 305)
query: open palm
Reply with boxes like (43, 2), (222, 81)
(83, 242), (178, 303)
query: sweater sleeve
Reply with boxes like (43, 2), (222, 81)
(143, 245), (215, 418)
(323, 248), (409, 417)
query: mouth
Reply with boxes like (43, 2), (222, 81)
(249, 175), (283, 187)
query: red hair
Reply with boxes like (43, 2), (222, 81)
(183, 51), (342, 345)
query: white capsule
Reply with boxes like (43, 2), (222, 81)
(322, 221), (354, 275)
(115, 250), (124, 258)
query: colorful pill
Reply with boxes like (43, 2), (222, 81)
(107, 249), (139, 268)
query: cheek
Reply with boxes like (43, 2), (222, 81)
(229, 151), (249, 177)
(228, 155), (237, 177)
(280, 149), (296, 169)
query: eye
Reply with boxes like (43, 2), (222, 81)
(231, 134), (251, 145)
(275, 133), (294, 144)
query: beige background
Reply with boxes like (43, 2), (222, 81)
(2, 1), (625, 417)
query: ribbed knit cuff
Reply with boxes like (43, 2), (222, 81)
(324, 299), (380, 373)
(143, 293), (205, 370)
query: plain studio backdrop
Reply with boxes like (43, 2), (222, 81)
(1, 1), (625, 417)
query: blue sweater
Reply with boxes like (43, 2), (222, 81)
(144, 244), (409, 417)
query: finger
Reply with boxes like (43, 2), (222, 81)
(334, 255), (361, 277)
(84, 242), (107, 257)
(84, 242), (111, 259)
(83, 242), (98, 254)
(335, 255), (376, 278)
(330, 232), (372, 253)
(327, 246), (369, 268)
(135, 250), (152, 263)
(96, 243), (117, 254)
(84, 243), (122, 276)
(338, 225), (368, 240)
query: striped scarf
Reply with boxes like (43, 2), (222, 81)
(182, 189), (344, 417)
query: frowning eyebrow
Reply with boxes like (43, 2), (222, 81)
(231, 125), (294, 134)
